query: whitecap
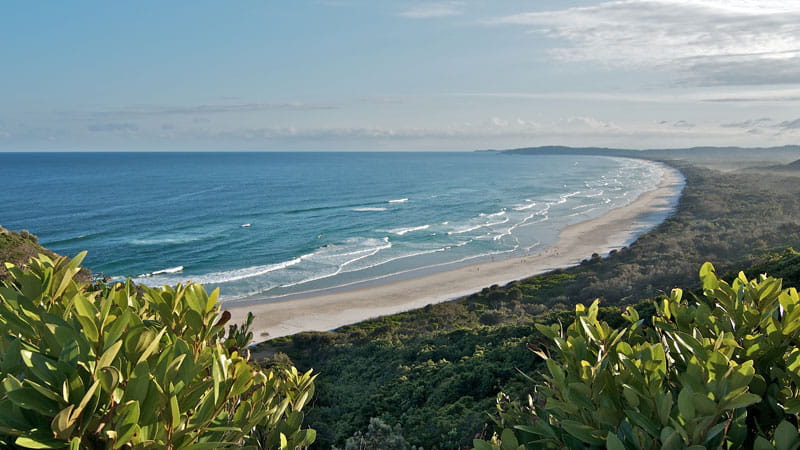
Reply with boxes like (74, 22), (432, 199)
(351, 207), (388, 212)
(388, 198), (408, 203)
(513, 202), (537, 211)
(383, 224), (430, 236)
(138, 266), (184, 277)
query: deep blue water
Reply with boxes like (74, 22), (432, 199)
(0, 152), (664, 302)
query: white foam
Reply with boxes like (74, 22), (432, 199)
(388, 198), (408, 203)
(584, 190), (605, 198)
(447, 224), (484, 235)
(384, 225), (430, 236)
(139, 266), (184, 277)
(131, 234), (205, 246)
(556, 191), (582, 204)
(241, 223), (251, 228)
(483, 217), (510, 228)
(513, 202), (537, 211)
(352, 207), (388, 212)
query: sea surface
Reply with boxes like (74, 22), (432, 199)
(0, 152), (668, 303)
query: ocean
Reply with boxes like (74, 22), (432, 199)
(0, 152), (667, 303)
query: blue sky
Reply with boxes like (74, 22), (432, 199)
(1, 0), (799, 150)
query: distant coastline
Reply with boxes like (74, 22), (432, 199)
(228, 160), (684, 341)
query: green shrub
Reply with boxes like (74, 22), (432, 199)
(477, 262), (800, 449)
(0, 252), (316, 449)
(336, 417), (419, 450)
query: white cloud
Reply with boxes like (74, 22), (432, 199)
(491, 0), (800, 85)
(557, 116), (618, 131)
(398, 2), (463, 19)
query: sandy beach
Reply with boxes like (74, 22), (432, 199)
(228, 162), (684, 341)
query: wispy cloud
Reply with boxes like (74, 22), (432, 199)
(778, 119), (800, 130)
(718, 117), (800, 135)
(87, 123), (138, 133)
(62, 101), (338, 120)
(720, 118), (773, 128)
(449, 87), (800, 105)
(491, 1), (800, 86)
(398, 1), (464, 19)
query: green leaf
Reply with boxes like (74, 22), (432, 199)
(699, 262), (719, 290)
(14, 435), (67, 449)
(692, 393), (717, 416)
(501, 428), (519, 449)
(774, 420), (798, 450)
(723, 392), (761, 410)
(98, 367), (120, 394)
(473, 440), (494, 450)
(561, 421), (604, 445)
(169, 394), (181, 429)
(123, 362), (150, 404)
(70, 379), (99, 422)
(96, 340), (122, 371)
(535, 323), (558, 340)
(135, 328), (167, 366)
(182, 444), (231, 450)
(72, 293), (99, 323)
(678, 388), (695, 420)
(754, 436), (775, 450)
(74, 314), (99, 343)
(51, 405), (77, 440)
(4, 383), (60, 416)
(606, 433), (625, 450)
(113, 401), (140, 445)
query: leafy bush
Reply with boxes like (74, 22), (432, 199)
(477, 262), (800, 449)
(0, 252), (316, 449)
(335, 417), (419, 450)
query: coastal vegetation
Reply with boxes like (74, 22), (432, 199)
(263, 161), (800, 448)
(476, 263), (800, 448)
(0, 253), (316, 449)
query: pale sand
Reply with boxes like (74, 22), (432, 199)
(227, 163), (684, 342)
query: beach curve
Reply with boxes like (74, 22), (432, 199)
(227, 161), (685, 342)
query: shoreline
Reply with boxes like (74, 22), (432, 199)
(227, 162), (685, 342)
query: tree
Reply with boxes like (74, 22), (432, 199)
(338, 418), (418, 450)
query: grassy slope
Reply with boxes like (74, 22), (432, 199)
(0, 226), (55, 281)
(260, 162), (800, 449)
(0, 226), (91, 282)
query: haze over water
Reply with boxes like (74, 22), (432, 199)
(0, 152), (666, 302)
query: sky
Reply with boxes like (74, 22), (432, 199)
(1, 0), (799, 151)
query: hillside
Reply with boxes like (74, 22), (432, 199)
(742, 157), (800, 175)
(0, 226), (90, 282)
(502, 145), (800, 170)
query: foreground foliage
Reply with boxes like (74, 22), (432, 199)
(0, 253), (315, 449)
(479, 263), (800, 449)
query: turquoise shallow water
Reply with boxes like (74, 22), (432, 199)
(0, 152), (665, 302)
